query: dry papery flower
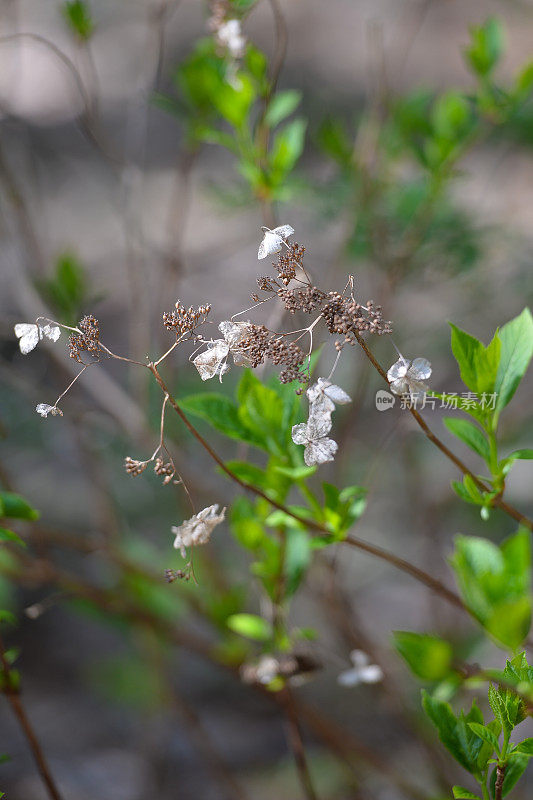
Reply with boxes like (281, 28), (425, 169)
(171, 504), (226, 558)
(14, 321), (60, 354)
(192, 320), (253, 382)
(337, 650), (384, 688)
(387, 355), (432, 399)
(258, 224), (295, 260)
(240, 653), (321, 687)
(291, 377), (352, 466)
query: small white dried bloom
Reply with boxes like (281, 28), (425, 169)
(307, 378), (352, 416)
(216, 19), (246, 58)
(292, 412), (338, 467)
(171, 504), (226, 558)
(258, 224), (295, 260)
(337, 650), (384, 687)
(35, 403), (62, 418)
(193, 321), (253, 381)
(193, 339), (230, 381)
(387, 356), (431, 399)
(14, 322), (61, 355)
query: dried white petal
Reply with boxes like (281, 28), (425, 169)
(304, 437), (337, 466)
(35, 403), (62, 418)
(408, 357), (432, 381)
(193, 340), (230, 381)
(171, 504), (226, 558)
(14, 323), (40, 354)
(388, 355), (431, 397)
(387, 357), (409, 384)
(306, 409), (333, 439)
(258, 224), (294, 260)
(40, 323), (61, 343)
(307, 378), (351, 407)
(217, 19), (246, 58)
(291, 423), (309, 445)
(218, 320), (254, 367)
(338, 650), (383, 687)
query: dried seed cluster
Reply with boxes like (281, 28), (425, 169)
(207, 0), (229, 32)
(278, 285), (327, 315)
(321, 294), (391, 349)
(154, 456), (176, 485)
(163, 301), (211, 339)
(68, 315), (100, 363)
(124, 457), (148, 477)
(273, 241), (305, 285)
(240, 324), (307, 384)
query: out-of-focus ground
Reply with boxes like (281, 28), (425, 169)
(0, 1), (532, 798)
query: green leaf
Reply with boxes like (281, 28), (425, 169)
(450, 530), (531, 649)
(316, 117), (353, 165)
(393, 631), (453, 681)
(237, 371), (286, 454)
(61, 0), (93, 40)
(214, 74), (256, 129)
(178, 393), (261, 447)
(444, 418), (490, 462)
(449, 323), (501, 396)
(452, 787), (481, 800)
(226, 613), (273, 641)
(0, 528), (26, 548)
(494, 308), (533, 415)
(0, 493), (39, 521)
(0, 610), (16, 626)
(467, 722), (500, 753)
(432, 91), (472, 141)
(229, 497), (266, 550)
(513, 738), (533, 756)
(284, 528), (311, 597)
(464, 18), (505, 78)
(270, 118), (307, 176)
(265, 90), (302, 128)
(422, 691), (485, 774)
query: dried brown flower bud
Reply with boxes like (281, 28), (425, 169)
(68, 315), (101, 363)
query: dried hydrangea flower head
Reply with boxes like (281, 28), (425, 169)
(387, 356), (432, 399)
(35, 403), (63, 418)
(192, 320), (252, 381)
(171, 504), (226, 558)
(68, 315), (100, 363)
(15, 322), (61, 354)
(337, 650), (384, 687)
(258, 224), (295, 260)
(239, 324), (307, 384)
(292, 412), (338, 467)
(273, 242), (305, 285)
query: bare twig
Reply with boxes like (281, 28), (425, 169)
(0, 632), (64, 800)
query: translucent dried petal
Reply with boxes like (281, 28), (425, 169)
(193, 339), (230, 381)
(389, 377), (409, 396)
(338, 650), (383, 687)
(40, 324), (61, 343)
(14, 323), (39, 354)
(291, 423), (309, 445)
(258, 224), (294, 259)
(387, 357), (409, 384)
(350, 650), (370, 668)
(323, 383), (352, 405)
(306, 409), (333, 439)
(35, 403), (62, 418)
(171, 504), (226, 557)
(337, 667), (363, 687)
(358, 664), (384, 683)
(304, 437), (337, 466)
(408, 357), (432, 381)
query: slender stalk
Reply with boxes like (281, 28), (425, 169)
(279, 686), (320, 800)
(0, 633), (64, 800)
(147, 362), (465, 610)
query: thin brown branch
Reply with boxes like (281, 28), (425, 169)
(278, 686), (320, 800)
(0, 632), (64, 800)
(147, 362), (465, 611)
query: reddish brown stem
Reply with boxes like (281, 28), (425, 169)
(148, 363), (464, 611)
(0, 632), (64, 800)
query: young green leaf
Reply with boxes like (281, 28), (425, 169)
(393, 632), (453, 681)
(466, 722), (500, 753)
(449, 322), (501, 396)
(452, 787), (481, 800)
(443, 417), (490, 462)
(227, 613), (273, 641)
(0, 528), (27, 548)
(494, 308), (533, 415)
(178, 393), (261, 447)
(265, 90), (302, 128)
(464, 18), (505, 78)
(0, 493), (39, 521)
(62, 0), (94, 41)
